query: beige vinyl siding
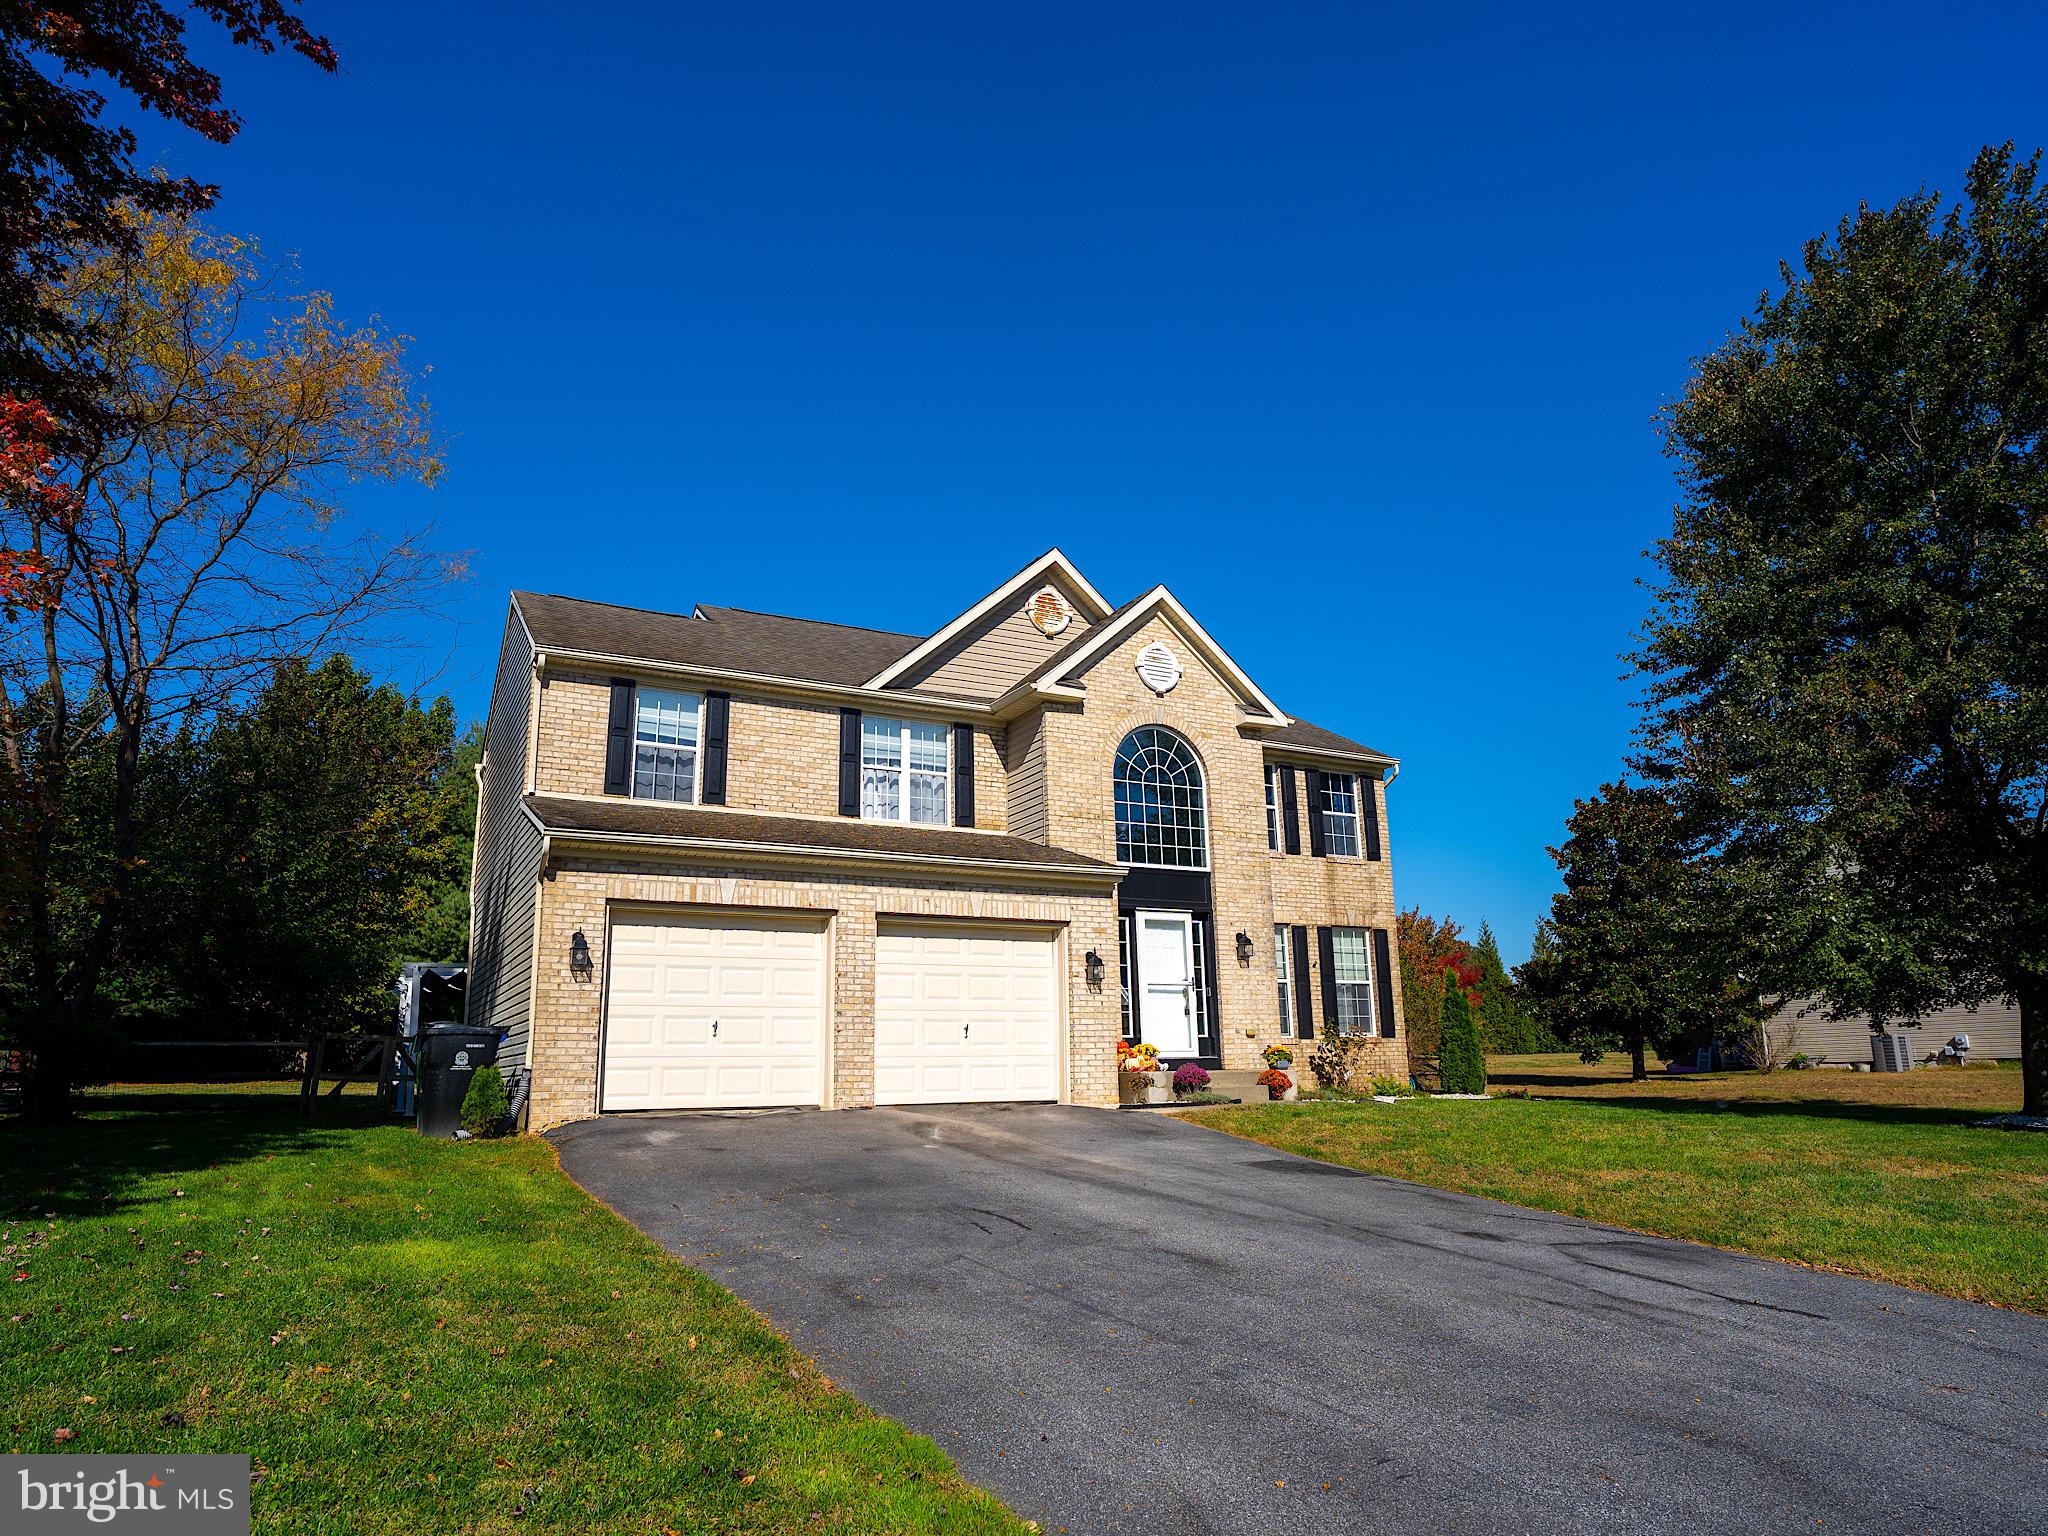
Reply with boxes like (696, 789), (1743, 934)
(1768, 995), (2023, 1065)
(894, 577), (1097, 699)
(1005, 709), (1048, 843)
(467, 609), (546, 1076)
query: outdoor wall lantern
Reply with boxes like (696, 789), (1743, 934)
(1084, 949), (1105, 989)
(569, 929), (594, 982)
(1235, 930), (1255, 965)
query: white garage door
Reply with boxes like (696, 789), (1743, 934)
(601, 910), (827, 1111)
(875, 923), (1060, 1105)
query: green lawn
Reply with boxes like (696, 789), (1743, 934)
(2, 1086), (1027, 1535)
(1182, 1056), (2048, 1312)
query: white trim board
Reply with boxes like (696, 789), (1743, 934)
(863, 549), (1115, 690)
(994, 586), (1292, 726)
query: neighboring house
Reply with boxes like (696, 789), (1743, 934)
(467, 550), (1404, 1130)
(1767, 996), (2023, 1066)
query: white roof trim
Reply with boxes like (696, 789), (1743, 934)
(1257, 738), (1400, 773)
(863, 549), (1115, 690)
(536, 822), (1126, 885)
(998, 586), (1292, 726)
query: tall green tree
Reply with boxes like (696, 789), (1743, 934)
(1437, 969), (1486, 1094)
(1636, 144), (2048, 1114)
(1470, 919), (1557, 1053)
(121, 657), (472, 1038)
(1519, 784), (1749, 1081)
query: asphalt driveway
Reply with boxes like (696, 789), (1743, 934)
(550, 1104), (2046, 1535)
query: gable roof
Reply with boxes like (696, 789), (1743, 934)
(512, 569), (1393, 769)
(515, 590), (923, 689)
(997, 585), (1291, 726)
(863, 549), (1114, 690)
(525, 794), (1121, 879)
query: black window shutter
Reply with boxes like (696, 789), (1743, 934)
(603, 678), (636, 796)
(953, 725), (976, 827)
(1373, 928), (1397, 1038)
(838, 708), (862, 816)
(700, 691), (730, 805)
(1290, 925), (1315, 1039)
(1304, 768), (1327, 857)
(1317, 926), (1339, 1035)
(1362, 773), (1383, 861)
(1278, 767), (1302, 856)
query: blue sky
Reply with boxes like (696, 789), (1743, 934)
(143, 1), (2046, 962)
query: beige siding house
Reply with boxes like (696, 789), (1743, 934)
(467, 551), (1405, 1130)
(1768, 996), (2024, 1066)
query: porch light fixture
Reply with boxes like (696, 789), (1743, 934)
(1235, 930), (1254, 965)
(1084, 949), (1105, 989)
(569, 929), (594, 982)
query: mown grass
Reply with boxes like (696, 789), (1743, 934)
(2, 1086), (1027, 1535)
(1182, 1056), (2048, 1312)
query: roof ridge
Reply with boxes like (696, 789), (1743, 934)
(695, 602), (924, 642)
(517, 590), (925, 644)
(515, 589), (696, 623)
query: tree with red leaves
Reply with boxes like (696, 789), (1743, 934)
(1, 1), (337, 409)
(1396, 908), (1477, 1068)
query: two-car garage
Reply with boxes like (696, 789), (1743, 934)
(598, 909), (1062, 1113)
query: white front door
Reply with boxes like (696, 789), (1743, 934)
(875, 922), (1060, 1105)
(600, 910), (828, 1111)
(1136, 910), (1198, 1055)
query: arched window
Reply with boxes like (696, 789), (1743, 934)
(1113, 726), (1208, 868)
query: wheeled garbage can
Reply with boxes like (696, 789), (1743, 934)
(415, 1022), (501, 1138)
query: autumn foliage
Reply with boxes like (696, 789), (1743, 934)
(1, 1), (337, 407)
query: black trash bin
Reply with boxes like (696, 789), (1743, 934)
(415, 1022), (501, 1138)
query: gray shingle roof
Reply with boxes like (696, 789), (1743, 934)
(512, 590), (1394, 765)
(526, 794), (1120, 873)
(1264, 717), (1393, 763)
(515, 591), (923, 688)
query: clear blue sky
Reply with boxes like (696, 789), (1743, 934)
(143, 1), (2046, 963)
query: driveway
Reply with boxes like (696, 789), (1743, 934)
(550, 1104), (2046, 1535)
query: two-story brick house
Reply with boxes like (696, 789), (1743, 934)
(467, 551), (1404, 1130)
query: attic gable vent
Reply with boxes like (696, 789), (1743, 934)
(1136, 641), (1182, 695)
(1027, 585), (1073, 636)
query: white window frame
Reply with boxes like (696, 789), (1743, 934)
(630, 685), (703, 804)
(1321, 772), (1363, 859)
(860, 715), (951, 826)
(1112, 726), (1210, 871)
(1264, 765), (1280, 851)
(1331, 926), (1376, 1037)
(1274, 923), (1294, 1038)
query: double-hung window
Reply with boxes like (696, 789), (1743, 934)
(632, 686), (702, 802)
(862, 716), (950, 825)
(1331, 926), (1376, 1036)
(1265, 766), (1281, 851)
(1319, 772), (1363, 858)
(1274, 923), (1295, 1037)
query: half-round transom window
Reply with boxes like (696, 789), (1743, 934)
(1113, 726), (1208, 868)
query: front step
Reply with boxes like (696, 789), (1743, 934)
(1206, 1068), (1283, 1099)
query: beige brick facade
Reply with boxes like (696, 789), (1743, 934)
(532, 670), (1008, 831)
(484, 567), (1403, 1128)
(1023, 612), (1406, 1081)
(526, 857), (1119, 1130)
